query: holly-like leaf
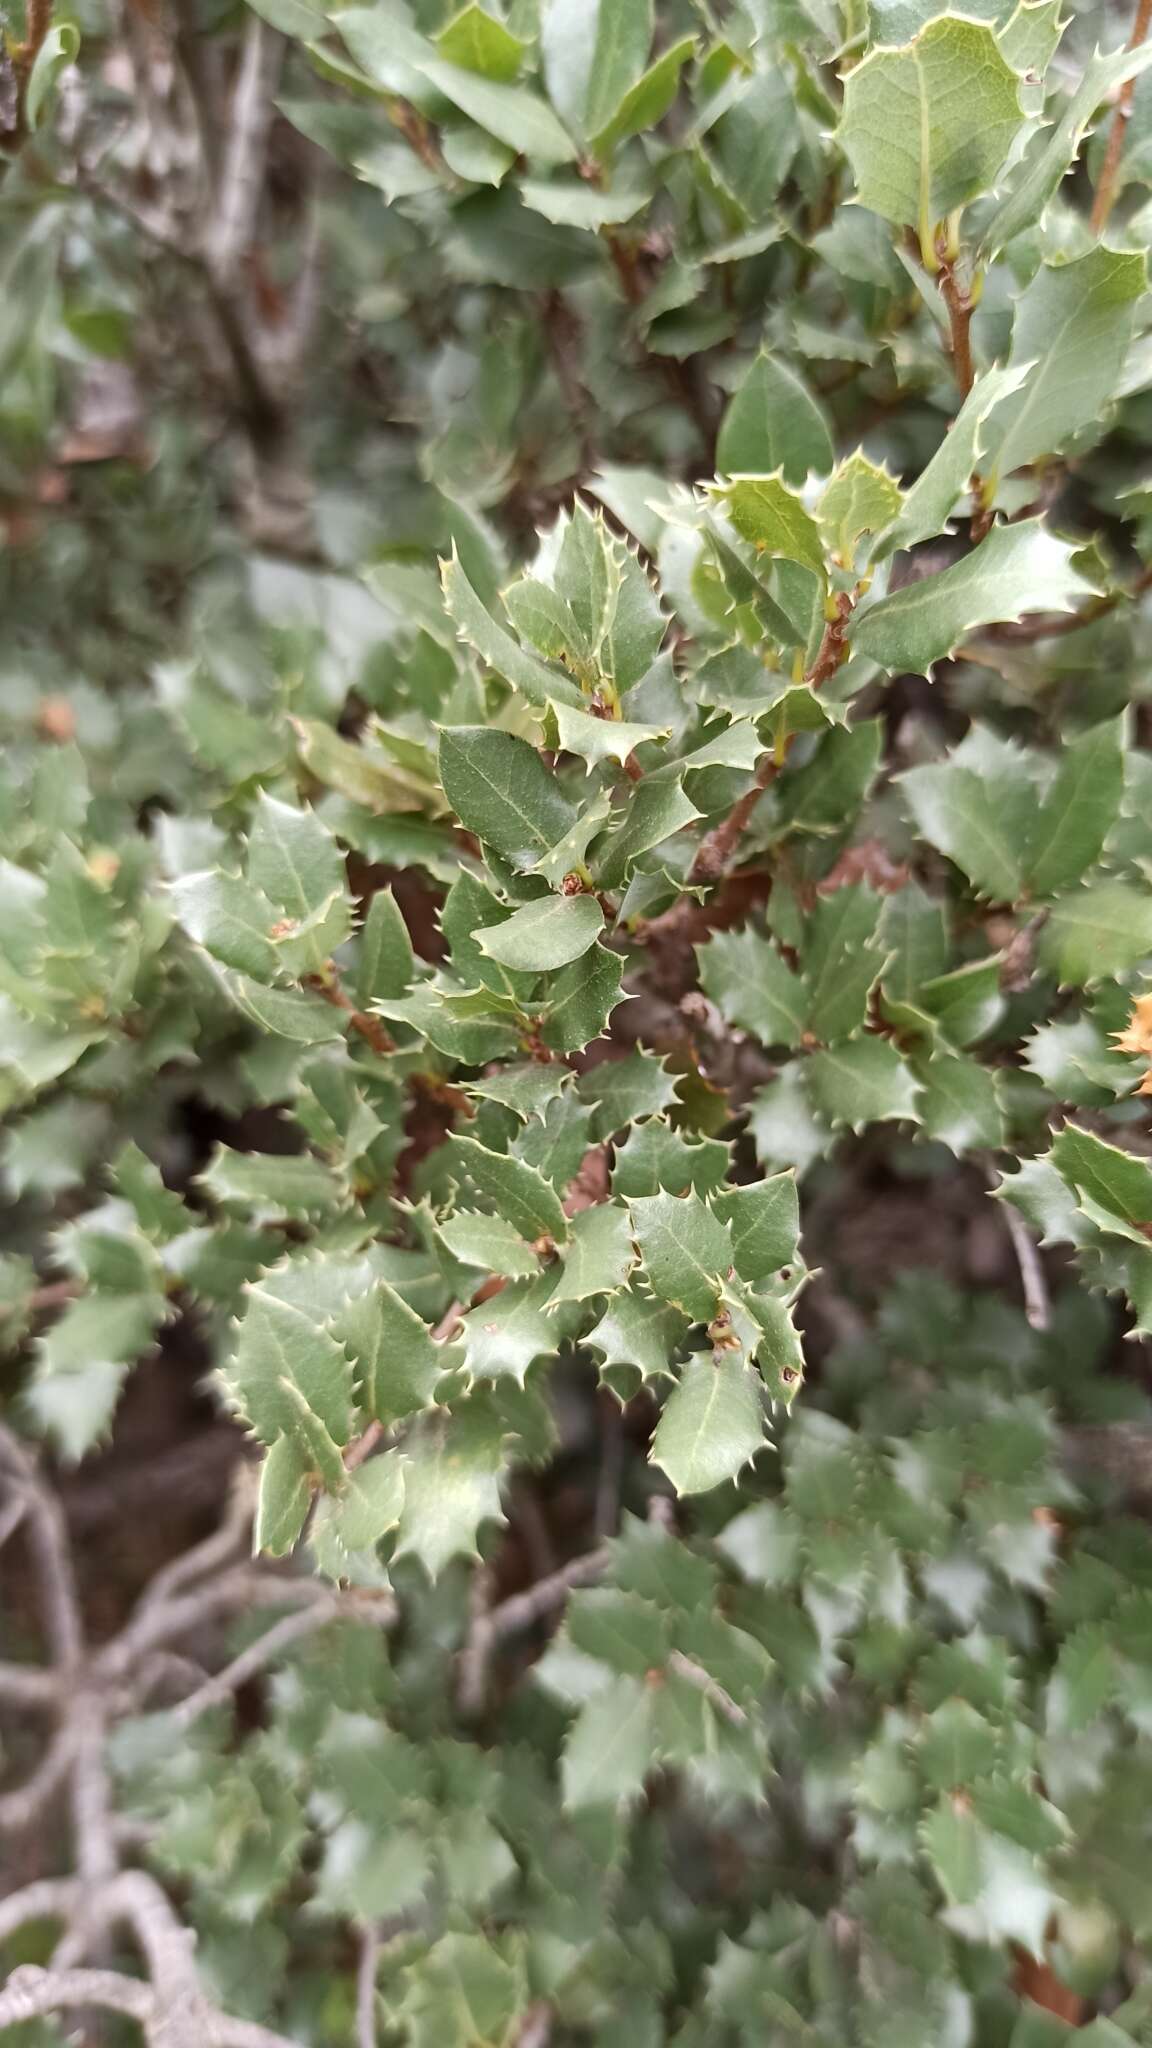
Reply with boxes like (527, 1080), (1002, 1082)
(255, 1434), (314, 1556)
(629, 1190), (734, 1321)
(447, 1133), (570, 1244)
(817, 453), (903, 567)
(539, 942), (624, 1053)
(441, 553), (583, 708)
(225, 1284), (354, 1472)
(334, 1282), (445, 1425)
(916, 1052), (1004, 1152)
(650, 1352), (767, 1495)
(876, 364), (1032, 560)
(838, 16), (1022, 239)
(715, 353), (834, 486)
(585, 1284), (689, 1383)
(356, 887), (415, 1005)
(709, 475), (826, 577)
(989, 248), (1148, 478)
(438, 728), (576, 864)
(436, 3), (525, 81)
(567, 1063), (670, 1155)
(548, 1202), (636, 1306)
(854, 521), (1098, 677)
(1040, 883), (1152, 985)
(1049, 1124), (1152, 1235)
(476, 891), (604, 971)
(1022, 717), (1125, 900)
(438, 1211), (539, 1278)
(712, 1174), (800, 1284)
(698, 926), (806, 1048)
(806, 1039), (921, 1129)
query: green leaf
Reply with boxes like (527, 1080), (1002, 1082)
(466, 1064), (570, 1121)
(585, 1284), (689, 1382)
(447, 1132), (570, 1244)
(334, 1282), (445, 1425)
(356, 888), (414, 1005)
(438, 728), (575, 864)
(393, 1400), (507, 1575)
(715, 353), (834, 487)
(551, 699), (669, 770)
(989, 248), (1148, 478)
(595, 778), (701, 891)
(612, 1120), (730, 1200)
(855, 521), (1097, 677)
(838, 16), (1022, 239)
(712, 1175), (800, 1284)
(698, 926), (806, 1048)
(588, 34), (694, 159)
(650, 1352), (766, 1495)
(226, 1285), (354, 1463)
(900, 758), (1025, 901)
(25, 22), (80, 129)
(548, 1203), (637, 1306)
(168, 870), (281, 982)
(324, 1453), (406, 1550)
(1049, 1124), (1152, 1233)
(629, 1190), (734, 1321)
(802, 885), (885, 1043)
(255, 1435), (314, 1557)
(981, 40), (1152, 253)
(922, 1797), (986, 1907)
(561, 1676), (656, 1808)
(476, 891), (604, 970)
(340, 6), (576, 164)
(441, 553), (583, 708)
(710, 475), (826, 577)
(566, 1586), (671, 1676)
(294, 718), (438, 814)
(247, 793), (348, 929)
(877, 364), (1032, 560)
(576, 1049), (679, 1139)
(1023, 717), (1125, 899)
(438, 1211), (539, 1278)
(436, 3), (525, 80)
(1041, 883), (1152, 984)
(457, 1273), (565, 1380)
(539, 942), (624, 1052)
(817, 453), (903, 566)
(198, 1146), (346, 1221)
(915, 1052), (1004, 1152)
(806, 1039), (921, 1129)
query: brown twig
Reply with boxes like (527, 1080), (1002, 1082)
(1091, 0), (1152, 235)
(667, 1650), (749, 1727)
(937, 257), (976, 400)
(303, 969), (395, 1055)
(169, 1593), (393, 1727)
(457, 1548), (611, 1718)
(999, 1198), (1052, 1332)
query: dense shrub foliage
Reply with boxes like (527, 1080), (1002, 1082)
(4, 0), (1152, 2040)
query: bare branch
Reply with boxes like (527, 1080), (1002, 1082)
(0, 1424), (83, 1668)
(208, 16), (282, 285)
(0, 1878), (81, 1945)
(0, 1719), (76, 1832)
(170, 1593), (392, 1728)
(515, 2003), (554, 2048)
(0, 1658), (59, 1705)
(458, 1549), (610, 1718)
(667, 1650), (749, 1728)
(999, 1198), (1052, 1332)
(0, 1965), (157, 2030)
(138, 1472), (253, 1610)
(1091, 0), (1152, 235)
